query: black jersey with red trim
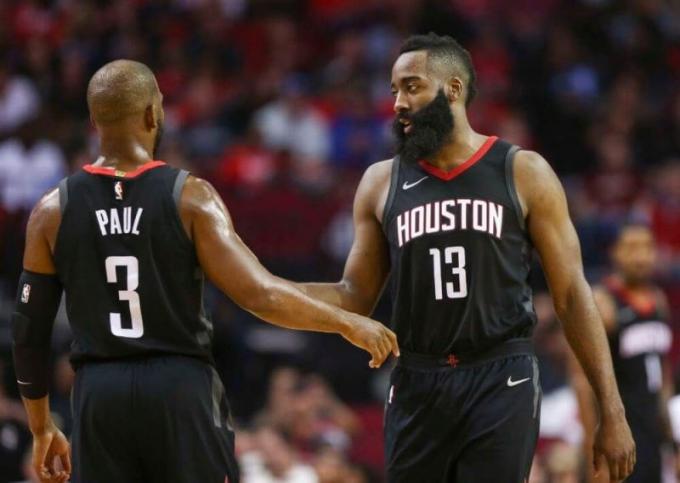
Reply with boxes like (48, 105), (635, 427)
(606, 278), (671, 432)
(382, 137), (536, 355)
(54, 162), (213, 366)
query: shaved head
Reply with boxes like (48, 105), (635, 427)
(87, 59), (159, 124)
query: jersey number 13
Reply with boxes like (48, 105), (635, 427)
(429, 247), (468, 300)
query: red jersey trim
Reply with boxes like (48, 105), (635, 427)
(605, 276), (657, 316)
(418, 136), (498, 181)
(83, 160), (166, 178)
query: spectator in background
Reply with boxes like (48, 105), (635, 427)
(639, 159), (680, 278)
(328, 85), (386, 170)
(0, 112), (67, 213)
(0, 365), (30, 482)
(544, 442), (581, 483)
(0, 63), (40, 137)
(212, 123), (278, 192)
(584, 131), (641, 219)
(240, 425), (318, 483)
(254, 75), (330, 164)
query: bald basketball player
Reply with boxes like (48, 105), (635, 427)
(12, 60), (398, 483)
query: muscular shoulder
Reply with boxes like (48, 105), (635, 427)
(23, 187), (61, 271)
(513, 150), (565, 218)
(360, 159), (392, 195)
(29, 188), (61, 243)
(179, 175), (219, 214)
(178, 175), (232, 240)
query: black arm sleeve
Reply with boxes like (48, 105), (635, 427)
(11, 270), (63, 399)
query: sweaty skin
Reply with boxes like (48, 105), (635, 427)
(298, 49), (635, 481)
(19, 59), (399, 483)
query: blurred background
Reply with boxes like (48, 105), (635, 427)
(0, 0), (678, 481)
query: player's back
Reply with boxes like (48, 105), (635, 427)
(54, 161), (213, 366)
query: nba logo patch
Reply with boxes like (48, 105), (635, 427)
(21, 284), (31, 303)
(114, 181), (124, 200)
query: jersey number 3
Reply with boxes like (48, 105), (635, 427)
(105, 256), (144, 338)
(429, 247), (468, 300)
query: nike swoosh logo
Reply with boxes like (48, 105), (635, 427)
(16, 380), (32, 386)
(507, 376), (531, 387)
(402, 176), (428, 190)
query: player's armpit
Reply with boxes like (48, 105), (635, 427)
(298, 160), (392, 315)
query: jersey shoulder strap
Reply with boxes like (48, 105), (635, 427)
(503, 143), (525, 230)
(173, 169), (190, 208)
(58, 177), (69, 215)
(381, 156), (401, 230)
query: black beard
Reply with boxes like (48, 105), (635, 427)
(153, 123), (163, 159)
(393, 89), (454, 164)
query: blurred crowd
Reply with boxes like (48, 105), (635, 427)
(0, 0), (679, 481)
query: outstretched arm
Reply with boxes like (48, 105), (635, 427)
(297, 161), (392, 315)
(15, 189), (71, 483)
(515, 151), (635, 482)
(179, 175), (398, 366)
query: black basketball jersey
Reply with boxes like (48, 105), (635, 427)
(382, 137), (536, 355)
(606, 277), (671, 433)
(54, 161), (213, 366)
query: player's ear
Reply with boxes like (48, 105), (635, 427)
(448, 77), (463, 103)
(144, 104), (157, 131)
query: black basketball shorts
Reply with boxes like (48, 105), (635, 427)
(384, 340), (541, 483)
(71, 355), (239, 483)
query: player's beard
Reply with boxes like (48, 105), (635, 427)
(393, 89), (454, 165)
(153, 123), (163, 159)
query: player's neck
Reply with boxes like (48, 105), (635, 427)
(97, 134), (155, 170)
(426, 122), (487, 172)
(614, 273), (653, 292)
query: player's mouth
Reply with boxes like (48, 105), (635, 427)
(399, 118), (413, 134)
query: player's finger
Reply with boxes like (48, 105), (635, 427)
(386, 328), (400, 357)
(592, 449), (600, 475)
(59, 448), (72, 475)
(372, 345), (387, 368)
(605, 454), (617, 482)
(376, 337), (390, 363)
(368, 346), (380, 368)
(626, 449), (636, 479)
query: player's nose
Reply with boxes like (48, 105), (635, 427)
(393, 90), (409, 113)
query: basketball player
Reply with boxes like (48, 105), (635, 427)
(296, 33), (635, 482)
(11, 60), (398, 483)
(571, 223), (676, 482)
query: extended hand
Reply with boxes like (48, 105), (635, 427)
(32, 423), (71, 483)
(342, 316), (399, 368)
(593, 412), (635, 482)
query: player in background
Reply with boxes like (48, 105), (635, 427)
(11, 59), (398, 483)
(571, 223), (677, 482)
(296, 33), (635, 482)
